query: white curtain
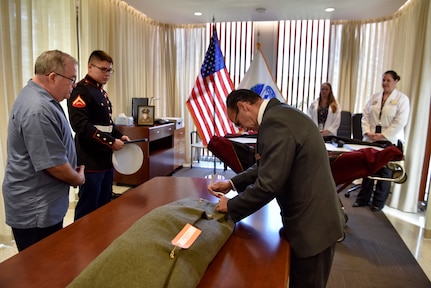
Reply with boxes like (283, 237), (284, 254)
(172, 27), (207, 144)
(79, 0), (173, 120)
(329, 0), (431, 213)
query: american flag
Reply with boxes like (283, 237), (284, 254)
(186, 26), (236, 146)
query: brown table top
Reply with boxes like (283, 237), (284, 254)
(0, 176), (289, 287)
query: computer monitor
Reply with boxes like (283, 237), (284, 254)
(132, 97), (149, 123)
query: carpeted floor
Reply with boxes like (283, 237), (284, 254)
(173, 166), (431, 288)
(329, 193), (430, 288)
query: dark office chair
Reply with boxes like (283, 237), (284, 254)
(337, 111), (352, 138)
(345, 113), (363, 197)
(352, 113), (363, 140)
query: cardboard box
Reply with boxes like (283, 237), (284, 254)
(164, 117), (183, 129)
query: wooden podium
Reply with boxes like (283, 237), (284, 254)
(114, 123), (175, 186)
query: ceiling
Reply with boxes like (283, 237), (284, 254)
(124, 0), (409, 25)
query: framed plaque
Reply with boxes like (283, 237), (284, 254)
(137, 105), (155, 126)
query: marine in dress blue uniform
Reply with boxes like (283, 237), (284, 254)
(68, 50), (129, 220)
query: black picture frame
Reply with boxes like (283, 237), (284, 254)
(137, 105), (155, 126)
(132, 97), (149, 123)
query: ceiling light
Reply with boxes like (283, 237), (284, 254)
(325, 7), (335, 12)
(194, 12), (202, 16)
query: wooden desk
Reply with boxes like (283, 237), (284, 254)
(0, 177), (289, 287)
(115, 123), (175, 186)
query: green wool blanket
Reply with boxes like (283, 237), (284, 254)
(68, 197), (235, 288)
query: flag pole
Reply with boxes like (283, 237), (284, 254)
(212, 90), (217, 176)
(212, 19), (217, 176)
(207, 20), (224, 180)
(187, 18), (231, 181)
(211, 20), (217, 178)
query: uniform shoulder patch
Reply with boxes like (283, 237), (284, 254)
(72, 95), (86, 108)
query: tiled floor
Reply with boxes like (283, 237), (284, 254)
(0, 162), (430, 282)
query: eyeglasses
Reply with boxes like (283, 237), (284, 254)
(45, 72), (76, 84)
(55, 72), (76, 85)
(91, 63), (114, 74)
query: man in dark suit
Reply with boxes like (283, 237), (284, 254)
(209, 89), (344, 288)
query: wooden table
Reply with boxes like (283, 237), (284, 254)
(0, 177), (289, 287)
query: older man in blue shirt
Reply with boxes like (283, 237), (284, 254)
(2, 50), (85, 251)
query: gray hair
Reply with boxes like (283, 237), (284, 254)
(34, 50), (77, 75)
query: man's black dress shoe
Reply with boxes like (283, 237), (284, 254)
(279, 227), (288, 241)
(352, 202), (366, 207)
(112, 192), (122, 199)
(371, 206), (382, 212)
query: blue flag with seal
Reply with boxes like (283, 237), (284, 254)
(238, 43), (285, 102)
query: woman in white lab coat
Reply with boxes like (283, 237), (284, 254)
(353, 70), (410, 212)
(307, 82), (341, 136)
